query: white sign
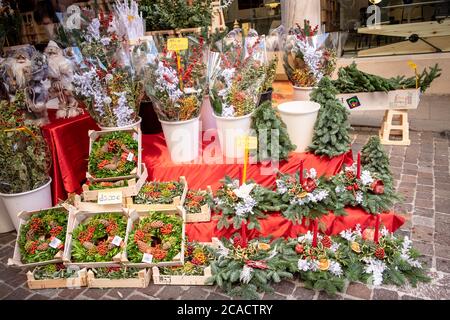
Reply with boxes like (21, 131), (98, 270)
(49, 237), (62, 249)
(127, 152), (134, 162)
(142, 253), (153, 264)
(97, 190), (123, 205)
(111, 236), (123, 247)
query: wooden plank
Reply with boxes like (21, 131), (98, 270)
(27, 268), (87, 290)
(357, 19), (450, 38)
(185, 186), (213, 223)
(152, 266), (212, 286)
(357, 36), (450, 56)
(337, 89), (421, 111)
(86, 268), (151, 288)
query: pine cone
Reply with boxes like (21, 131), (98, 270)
(88, 247), (98, 256)
(321, 236), (332, 249)
(150, 220), (164, 229)
(82, 241), (96, 250)
(26, 229), (35, 241)
(162, 241), (171, 250)
(98, 219), (110, 227)
(36, 242), (49, 251)
(137, 240), (150, 253)
(375, 247), (385, 259)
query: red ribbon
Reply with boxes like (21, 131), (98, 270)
(374, 214), (381, 244)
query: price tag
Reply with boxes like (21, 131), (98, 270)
(111, 235), (123, 247)
(133, 133), (139, 141)
(167, 37), (188, 51)
(127, 152), (134, 162)
(49, 237), (62, 249)
(97, 190), (123, 205)
(142, 253), (153, 264)
(237, 136), (258, 149)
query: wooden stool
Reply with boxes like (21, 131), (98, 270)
(379, 109), (411, 146)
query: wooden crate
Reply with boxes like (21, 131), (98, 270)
(86, 128), (142, 182)
(126, 176), (188, 212)
(63, 208), (132, 268)
(74, 194), (125, 212)
(121, 207), (186, 268)
(26, 268), (87, 289)
(185, 186), (213, 223)
(86, 268), (151, 288)
(82, 164), (148, 202)
(8, 206), (70, 268)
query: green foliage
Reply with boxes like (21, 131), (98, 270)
(92, 267), (141, 279)
(140, 0), (212, 31)
(184, 189), (214, 214)
(33, 264), (79, 280)
(134, 180), (184, 205)
(261, 56), (278, 93)
(251, 101), (296, 162)
(308, 77), (351, 158)
(361, 136), (393, 185)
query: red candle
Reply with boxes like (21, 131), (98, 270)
(241, 221), (248, 248)
(356, 152), (361, 179)
(374, 214), (381, 244)
(299, 160), (304, 184)
(312, 219), (318, 247)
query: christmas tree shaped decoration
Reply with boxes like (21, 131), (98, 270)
(251, 100), (296, 162)
(308, 77), (351, 158)
(361, 135), (393, 184)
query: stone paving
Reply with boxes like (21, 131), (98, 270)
(1, 129), (449, 300)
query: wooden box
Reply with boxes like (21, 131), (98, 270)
(74, 194), (125, 213)
(63, 208), (132, 268)
(86, 268), (151, 288)
(121, 206), (186, 268)
(126, 176), (188, 212)
(185, 186), (213, 223)
(26, 268), (87, 289)
(8, 206), (70, 268)
(86, 128), (142, 182)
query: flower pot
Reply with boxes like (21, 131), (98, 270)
(0, 199), (14, 233)
(277, 101), (320, 153)
(0, 178), (52, 231)
(200, 95), (216, 131)
(292, 86), (316, 101)
(259, 89), (273, 106)
(98, 116), (142, 131)
(160, 117), (200, 163)
(213, 112), (253, 159)
(139, 100), (163, 134)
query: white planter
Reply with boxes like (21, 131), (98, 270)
(160, 117), (200, 163)
(0, 178), (53, 231)
(292, 86), (316, 101)
(200, 95), (216, 131)
(98, 117), (142, 131)
(0, 199), (14, 233)
(213, 112), (253, 159)
(278, 101), (320, 153)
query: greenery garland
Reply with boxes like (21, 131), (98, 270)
(88, 131), (138, 179)
(134, 180), (184, 205)
(126, 211), (183, 263)
(184, 190), (214, 214)
(19, 208), (68, 264)
(71, 213), (127, 263)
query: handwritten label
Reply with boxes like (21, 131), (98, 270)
(97, 190), (123, 205)
(167, 38), (188, 51)
(111, 235), (123, 247)
(158, 275), (172, 284)
(142, 253), (153, 264)
(237, 136), (258, 149)
(127, 152), (134, 162)
(49, 237), (62, 249)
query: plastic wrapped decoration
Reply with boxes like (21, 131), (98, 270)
(283, 21), (340, 88)
(136, 34), (208, 122)
(260, 25), (285, 98)
(209, 28), (267, 118)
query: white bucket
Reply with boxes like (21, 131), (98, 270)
(0, 178), (53, 231)
(160, 117), (200, 163)
(277, 101), (320, 153)
(0, 199), (14, 233)
(98, 116), (142, 131)
(213, 112), (253, 159)
(200, 95), (217, 131)
(292, 86), (316, 101)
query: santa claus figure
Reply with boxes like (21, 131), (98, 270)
(44, 40), (82, 118)
(3, 48), (32, 96)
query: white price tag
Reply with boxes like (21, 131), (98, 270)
(97, 190), (122, 204)
(127, 152), (134, 162)
(49, 237), (62, 249)
(111, 235), (123, 247)
(142, 253), (153, 264)
(133, 133), (139, 141)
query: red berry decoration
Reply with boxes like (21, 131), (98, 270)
(371, 180), (385, 195)
(295, 243), (304, 254)
(233, 236), (245, 248)
(321, 235), (332, 248)
(375, 247), (385, 259)
(302, 177), (317, 193)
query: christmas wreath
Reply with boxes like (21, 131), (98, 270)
(160, 241), (213, 276)
(19, 208), (68, 264)
(126, 211), (183, 263)
(91, 266), (141, 279)
(275, 168), (341, 224)
(214, 176), (281, 230)
(331, 165), (401, 214)
(207, 236), (293, 300)
(339, 225), (430, 287)
(71, 213), (127, 263)
(184, 190), (213, 214)
(32, 263), (79, 280)
(88, 131), (138, 179)
(134, 180), (184, 205)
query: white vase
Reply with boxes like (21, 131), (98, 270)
(160, 117), (200, 163)
(292, 86), (316, 101)
(0, 178), (53, 231)
(213, 112), (253, 159)
(200, 95), (216, 131)
(0, 199), (14, 233)
(277, 101), (320, 153)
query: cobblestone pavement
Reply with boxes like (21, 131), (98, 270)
(1, 129), (449, 300)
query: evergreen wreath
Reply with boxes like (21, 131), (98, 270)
(19, 208), (68, 264)
(134, 180), (184, 205)
(88, 131), (138, 179)
(71, 213), (127, 263)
